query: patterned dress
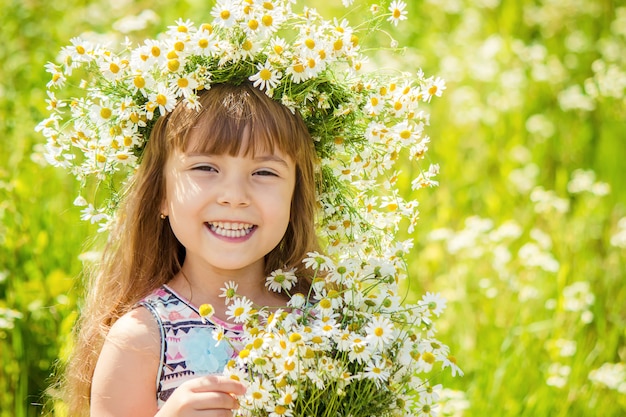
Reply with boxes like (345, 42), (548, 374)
(138, 285), (242, 408)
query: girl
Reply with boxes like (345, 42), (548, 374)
(64, 83), (321, 416)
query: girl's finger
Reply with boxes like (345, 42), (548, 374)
(191, 391), (240, 411)
(187, 375), (247, 396)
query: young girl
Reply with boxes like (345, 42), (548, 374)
(64, 83), (321, 416)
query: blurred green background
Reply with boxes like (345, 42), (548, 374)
(1, 0), (624, 416)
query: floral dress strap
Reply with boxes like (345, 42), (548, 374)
(138, 285), (241, 408)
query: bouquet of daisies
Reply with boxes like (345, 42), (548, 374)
(205, 249), (461, 417)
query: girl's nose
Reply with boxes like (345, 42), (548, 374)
(216, 175), (250, 207)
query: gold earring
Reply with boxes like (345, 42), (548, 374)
(160, 213), (167, 220)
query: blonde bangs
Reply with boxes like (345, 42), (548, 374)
(166, 83), (309, 162)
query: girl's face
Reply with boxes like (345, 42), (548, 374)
(161, 133), (296, 279)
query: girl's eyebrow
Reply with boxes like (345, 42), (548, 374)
(253, 154), (290, 167)
(185, 152), (290, 168)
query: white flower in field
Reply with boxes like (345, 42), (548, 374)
(610, 217), (626, 248)
(347, 334), (371, 363)
(265, 268), (297, 293)
(414, 397), (439, 417)
(588, 362), (626, 393)
(423, 76), (446, 102)
(546, 362), (571, 388)
(420, 292), (447, 317)
(530, 186), (570, 214)
(247, 379), (272, 408)
(363, 357), (391, 387)
(364, 315), (395, 349)
(44, 62), (66, 88)
(518, 242), (560, 273)
(567, 169), (611, 196)
(286, 293), (306, 309)
(226, 297), (254, 323)
(277, 385), (297, 406)
(387, 0), (408, 26)
(302, 252), (334, 272)
(416, 382), (442, 403)
(562, 281), (595, 313)
(211, 0), (239, 27)
(219, 281), (238, 304)
(80, 204), (110, 225)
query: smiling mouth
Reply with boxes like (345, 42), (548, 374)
(207, 221), (255, 238)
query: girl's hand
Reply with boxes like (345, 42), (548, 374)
(155, 375), (246, 417)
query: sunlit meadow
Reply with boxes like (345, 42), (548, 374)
(1, 0), (624, 416)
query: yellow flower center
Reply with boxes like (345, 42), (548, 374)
(220, 10), (231, 20)
(248, 19), (259, 30)
(289, 333), (302, 343)
(156, 94), (167, 106)
(167, 59), (180, 72)
(423, 351), (436, 364)
(262, 14), (273, 26)
(134, 76), (146, 89)
(100, 107), (112, 119)
(109, 63), (120, 74)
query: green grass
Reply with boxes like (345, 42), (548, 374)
(1, 0), (625, 416)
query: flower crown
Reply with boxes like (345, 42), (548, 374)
(37, 0), (443, 254)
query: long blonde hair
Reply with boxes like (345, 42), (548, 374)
(60, 83), (320, 416)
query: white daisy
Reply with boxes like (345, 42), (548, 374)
(364, 315), (395, 349)
(265, 268), (297, 293)
(387, 0), (408, 26)
(226, 297), (254, 323)
(249, 61), (283, 93)
(219, 281), (239, 305)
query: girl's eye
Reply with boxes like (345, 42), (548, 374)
(254, 169), (278, 177)
(192, 165), (217, 172)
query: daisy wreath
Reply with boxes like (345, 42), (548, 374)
(37, 0), (461, 416)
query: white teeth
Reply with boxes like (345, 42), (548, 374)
(208, 222), (254, 238)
